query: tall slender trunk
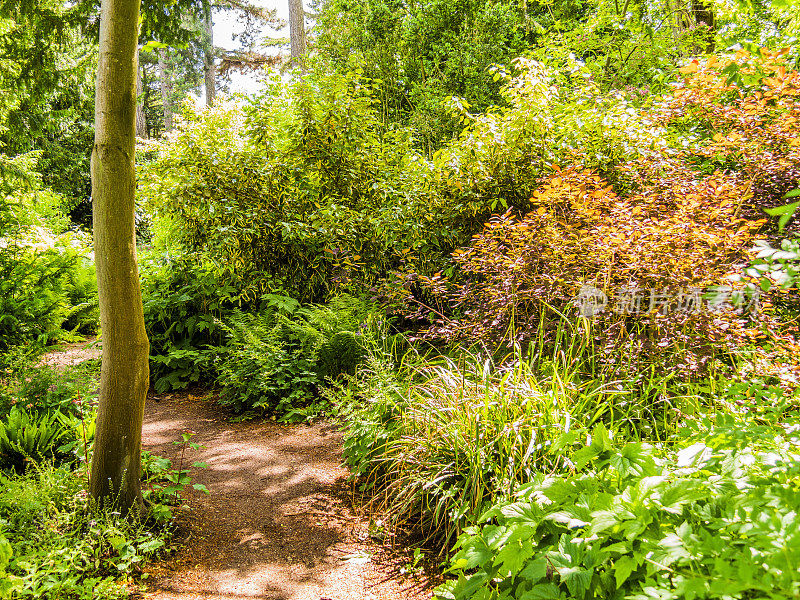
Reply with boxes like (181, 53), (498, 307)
(142, 64), (152, 138)
(135, 60), (147, 138)
(90, 0), (150, 516)
(158, 49), (174, 132)
(203, 3), (216, 106)
(288, 0), (306, 70)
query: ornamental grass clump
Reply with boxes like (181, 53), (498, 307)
(344, 348), (692, 549)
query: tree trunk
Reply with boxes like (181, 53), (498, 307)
(692, 0), (715, 52)
(142, 64), (152, 138)
(203, 2), (216, 106)
(288, 0), (306, 70)
(135, 61), (147, 138)
(158, 48), (174, 131)
(664, 0), (684, 49)
(90, 0), (150, 516)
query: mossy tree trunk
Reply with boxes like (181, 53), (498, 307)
(90, 0), (150, 516)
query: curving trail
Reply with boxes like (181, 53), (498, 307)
(139, 391), (436, 600)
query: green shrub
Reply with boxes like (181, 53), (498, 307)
(214, 295), (383, 419)
(0, 160), (97, 352)
(139, 76), (460, 303)
(141, 241), (386, 398)
(214, 310), (320, 417)
(0, 465), (169, 599)
(141, 255), (243, 392)
(140, 60), (681, 318)
(303, 294), (379, 379)
(317, 330), (368, 379)
(61, 256), (98, 335)
(7, 362), (97, 419)
(437, 411), (800, 600)
(140, 431), (210, 522)
(0, 243), (76, 352)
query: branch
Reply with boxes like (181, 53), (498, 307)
(218, 49), (282, 75)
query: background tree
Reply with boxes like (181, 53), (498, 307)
(157, 48), (175, 130)
(202, 0), (216, 106)
(0, 0), (97, 208)
(288, 0), (306, 69)
(135, 63), (147, 138)
(89, 0), (150, 514)
(214, 0), (283, 93)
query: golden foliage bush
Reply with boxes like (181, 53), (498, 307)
(413, 165), (761, 375)
(400, 51), (800, 377)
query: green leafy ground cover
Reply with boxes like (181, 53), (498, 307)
(439, 414), (800, 599)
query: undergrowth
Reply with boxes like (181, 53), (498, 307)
(437, 408), (800, 600)
(0, 464), (172, 599)
(340, 336), (720, 550)
(332, 323), (800, 599)
(0, 358), (199, 599)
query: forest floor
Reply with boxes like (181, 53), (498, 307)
(138, 391), (438, 600)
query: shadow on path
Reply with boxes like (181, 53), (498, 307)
(141, 391), (435, 600)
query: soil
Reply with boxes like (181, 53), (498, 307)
(139, 391), (438, 600)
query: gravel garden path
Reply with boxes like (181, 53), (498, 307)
(139, 391), (437, 600)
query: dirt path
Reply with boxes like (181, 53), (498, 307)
(140, 391), (437, 600)
(39, 337), (101, 369)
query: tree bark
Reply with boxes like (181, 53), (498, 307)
(288, 0), (306, 70)
(90, 0), (150, 516)
(692, 0), (715, 52)
(203, 2), (216, 106)
(158, 48), (174, 131)
(135, 60), (147, 138)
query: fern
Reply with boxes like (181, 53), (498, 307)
(317, 330), (367, 379)
(0, 408), (71, 473)
(213, 296), (384, 417)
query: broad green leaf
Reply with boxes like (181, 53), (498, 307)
(592, 423), (613, 451)
(659, 481), (706, 514)
(499, 502), (542, 527)
(590, 510), (623, 534)
(610, 443), (655, 478)
(520, 583), (561, 600)
(459, 538), (493, 570)
(614, 554), (639, 588)
(494, 537), (534, 576)
(560, 566), (594, 597)
(520, 557), (548, 582)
